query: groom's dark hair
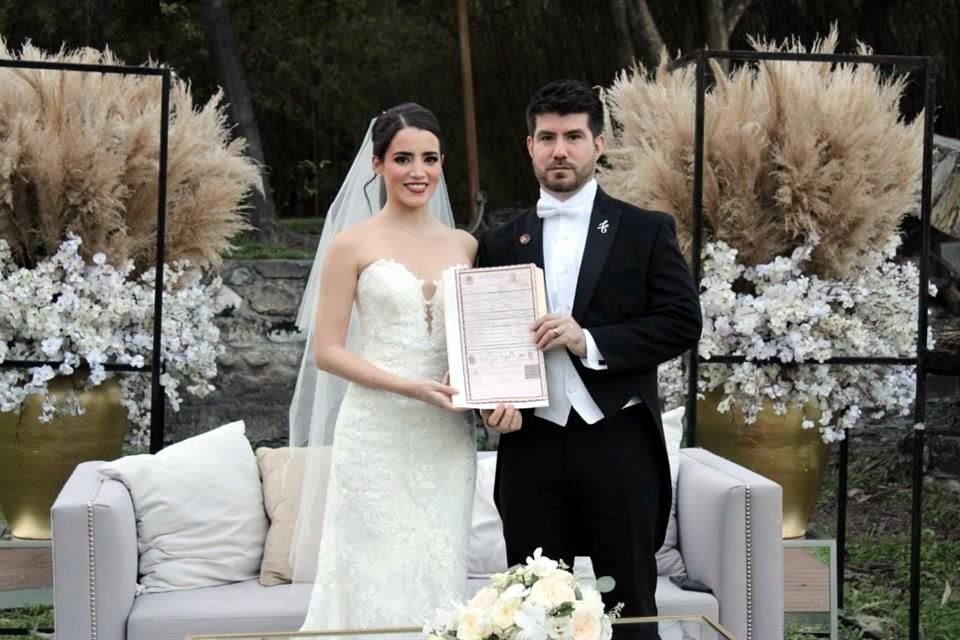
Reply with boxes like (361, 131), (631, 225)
(525, 79), (604, 138)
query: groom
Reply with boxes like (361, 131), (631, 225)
(478, 79), (701, 627)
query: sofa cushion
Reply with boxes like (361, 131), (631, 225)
(657, 406), (686, 577)
(127, 579), (311, 640)
(467, 452), (507, 576)
(654, 575), (719, 618)
(256, 446), (333, 586)
(99, 421), (268, 593)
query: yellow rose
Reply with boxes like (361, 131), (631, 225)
(529, 575), (576, 608)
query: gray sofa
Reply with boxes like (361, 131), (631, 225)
(52, 448), (783, 640)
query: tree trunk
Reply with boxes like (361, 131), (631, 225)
(631, 0), (666, 68)
(608, 0), (638, 69)
(199, 0), (279, 241)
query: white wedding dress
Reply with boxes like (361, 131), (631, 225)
(300, 258), (476, 633)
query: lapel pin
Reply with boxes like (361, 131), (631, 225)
(519, 233), (531, 245)
(597, 220), (610, 234)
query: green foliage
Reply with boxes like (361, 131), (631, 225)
(278, 217), (326, 235)
(803, 452), (960, 639)
(0, 605), (53, 640)
(225, 238), (314, 260)
(4, 0), (957, 229)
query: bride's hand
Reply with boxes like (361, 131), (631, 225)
(406, 378), (460, 410)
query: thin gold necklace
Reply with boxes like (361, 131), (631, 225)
(394, 222), (432, 239)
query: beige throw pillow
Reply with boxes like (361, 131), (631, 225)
(256, 446), (332, 585)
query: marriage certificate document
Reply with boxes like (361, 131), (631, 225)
(443, 264), (549, 409)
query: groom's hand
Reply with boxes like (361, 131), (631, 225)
(532, 313), (586, 357)
(481, 404), (522, 433)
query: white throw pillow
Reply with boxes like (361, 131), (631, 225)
(99, 421), (268, 593)
(656, 406), (686, 576)
(467, 408), (686, 578)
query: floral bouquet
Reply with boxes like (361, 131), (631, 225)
(424, 549), (620, 640)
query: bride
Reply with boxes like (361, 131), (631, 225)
(288, 103), (485, 632)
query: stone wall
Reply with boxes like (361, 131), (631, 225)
(165, 259), (312, 446)
(165, 252), (960, 473)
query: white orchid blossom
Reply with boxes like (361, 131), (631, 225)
(0, 235), (224, 449)
(660, 239), (933, 443)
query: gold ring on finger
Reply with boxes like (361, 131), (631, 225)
(552, 327), (562, 337)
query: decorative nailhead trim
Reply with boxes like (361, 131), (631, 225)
(86, 477), (105, 640)
(86, 499), (97, 640)
(744, 486), (754, 640)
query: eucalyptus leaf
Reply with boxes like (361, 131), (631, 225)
(596, 576), (616, 593)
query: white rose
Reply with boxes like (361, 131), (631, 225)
(456, 608), (490, 640)
(468, 587), (499, 610)
(491, 596), (521, 631)
(570, 607), (602, 640)
(545, 568), (577, 587)
(529, 575), (576, 609)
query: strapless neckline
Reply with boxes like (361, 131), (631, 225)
(359, 257), (442, 302)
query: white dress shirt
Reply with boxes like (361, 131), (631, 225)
(535, 179), (608, 426)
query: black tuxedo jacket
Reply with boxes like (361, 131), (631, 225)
(476, 188), (702, 541)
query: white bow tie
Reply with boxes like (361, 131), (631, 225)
(536, 200), (583, 219)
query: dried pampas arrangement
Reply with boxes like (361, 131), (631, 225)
(0, 40), (260, 272)
(601, 27), (923, 280)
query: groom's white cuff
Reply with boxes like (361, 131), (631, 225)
(581, 330), (608, 370)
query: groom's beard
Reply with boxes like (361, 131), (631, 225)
(535, 162), (595, 194)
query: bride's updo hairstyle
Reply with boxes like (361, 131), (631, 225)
(371, 102), (444, 160)
(366, 103), (443, 208)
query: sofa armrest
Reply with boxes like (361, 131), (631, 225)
(677, 448), (783, 640)
(52, 461), (139, 640)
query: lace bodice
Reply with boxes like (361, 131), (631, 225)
(354, 258), (449, 380)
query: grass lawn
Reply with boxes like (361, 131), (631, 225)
(225, 237), (315, 260)
(223, 217), (325, 260)
(786, 430), (960, 639)
(278, 217), (325, 235)
(0, 606), (52, 639)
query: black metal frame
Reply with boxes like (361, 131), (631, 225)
(0, 56), (171, 636)
(0, 58), (171, 456)
(668, 50), (934, 640)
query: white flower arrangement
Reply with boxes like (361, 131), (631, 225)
(424, 549), (620, 640)
(0, 235), (223, 449)
(659, 236), (935, 443)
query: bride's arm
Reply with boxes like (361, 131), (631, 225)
(312, 235), (457, 408)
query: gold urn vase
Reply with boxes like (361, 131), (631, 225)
(696, 391), (830, 538)
(0, 375), (128, 539)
